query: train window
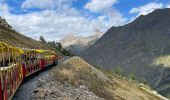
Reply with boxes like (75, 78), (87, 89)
(4, 52), (9, 66)
(37, 53), (45, 59)
(21, 54), (26, 63)
(9, 50), (12, 65)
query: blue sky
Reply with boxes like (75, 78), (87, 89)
(0, 0), (169, 41)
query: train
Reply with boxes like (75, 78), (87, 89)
(0, 41), (59, 100)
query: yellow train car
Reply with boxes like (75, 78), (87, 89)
(0, 41), (59, 100)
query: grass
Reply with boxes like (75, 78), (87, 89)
(51, 57), (165, 100)
(0, 26), (56, 50)
(52, 57), (122, 100)
(152, 55), (170, 67)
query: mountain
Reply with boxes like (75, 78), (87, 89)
(81, 8), (170, 98)
(0, 17), (54, 50)
(60, 31), (103, 55)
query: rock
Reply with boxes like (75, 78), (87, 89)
(33, 89), (39, 93)
(36, 92), (45, 98)
(79, 85), (86, 90)
(37, 79), (45, 87)
(31, 77), (104, 100)
(48, 89), (53, 94)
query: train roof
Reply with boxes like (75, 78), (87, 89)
(0, 41), (56, 54)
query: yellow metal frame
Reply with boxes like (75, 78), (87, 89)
(0, 41), (58, 100)
(0, 42), (24, 100)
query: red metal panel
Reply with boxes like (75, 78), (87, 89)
(40, 59), (45, 69)
(22, 63), (26, 78)
(10, 71), (12, 96)
(3, 73), (7, 100)
(0, 78), (2, 100)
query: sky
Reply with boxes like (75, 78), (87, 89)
(0, 0), (170, 41)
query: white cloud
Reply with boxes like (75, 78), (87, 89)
(167, 4), (170, 8)
(103, 8), (126, 26)
(0, 0), (126, 42)
(130, 2), (163, 15)
(84, 0), (126, 27)
(3, 10), (93, 41)
(22, 0), (74, 10)
(84, 0), (118, 12)
(0, 6), (113, 41)
(0, 1), (10, 16)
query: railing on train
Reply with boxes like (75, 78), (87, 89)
(0, 42), (23, 100)
(0, 41), (58, 100)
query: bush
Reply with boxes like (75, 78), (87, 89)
(113, 67), (124, 76)
(128, 73), (136, 80)
(140, 77), (148, 85)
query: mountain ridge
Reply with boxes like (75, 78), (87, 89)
(81, 8), (170, 98)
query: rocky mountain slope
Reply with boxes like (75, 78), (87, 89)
(31, 57), (167, 100)
(60, 31), (103, 55)
(0, 17), (51, 49)
(81, 8), (170, 98)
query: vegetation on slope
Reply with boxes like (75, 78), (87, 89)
(51, 56), (166, 100)
(152, 55), (170, 67)
(0, 25), (48, 49)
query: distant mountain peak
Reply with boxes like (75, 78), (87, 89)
(60, 31), (103, 55)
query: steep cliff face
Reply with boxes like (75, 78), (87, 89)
(81, 8), (170, 98)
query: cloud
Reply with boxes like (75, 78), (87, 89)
(1, 6), (114, 41)
(0, 0), (126, 42)
(22, 0), (74, 10)
(84, 0), (126, 27)
(129, 2), (163, 15)
(167, 4), (170, 8)
(4, 10), (93, 41)
(84, 0), (118, 12)
(103, 8), (126, 26)
(0, 1), (10, 16)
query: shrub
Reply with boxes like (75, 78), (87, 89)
(113, 66), (124, 76)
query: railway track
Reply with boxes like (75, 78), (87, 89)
(12, 58), (69, 100)
(12, 66), (53, 100)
